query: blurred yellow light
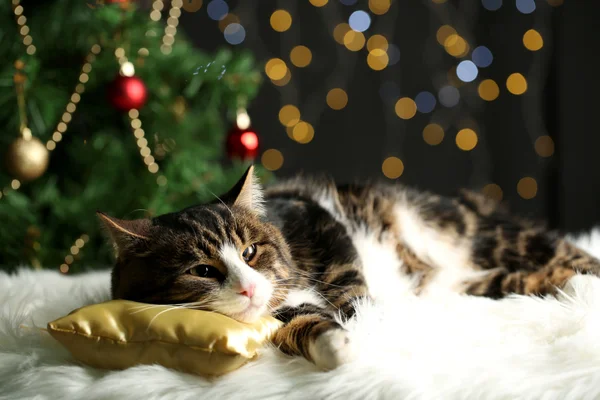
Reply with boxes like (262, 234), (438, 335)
(343, 30), (366, 52)
(478, 79), (500, 101)
(261, 149), (284, 171)
(382, 157), (404, 179)
(394, 98), (417, 120)
(369, 0), (391, 15)
(506, 73), (528, 95)
(456, 128), (478, 151)
(326, 88), (348, 110)
(367, 34), (389, 51)
(292, 121), (315, 144)
(444, 34), (469, 57)
(333, 23), (351, 44)
(423, 123), (444, 145)
(265, 58), (288, 80)
(482, 183), (503, 202)
(436, 25), (457, 46)
(270, 10), (292, 32)
(517, 177), (537, 199)
(218, 13), (240, 32)
(290, 45), (312, 67)
(534, 135), (554, 157)
(271, 69), (292, 86)
(367, 49), (389, 71)
(523, 29), (543, 51)
(279, 105), (301, 127)
(309, 0), (328, 6)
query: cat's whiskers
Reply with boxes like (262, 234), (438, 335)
(146, 306), (181, 331)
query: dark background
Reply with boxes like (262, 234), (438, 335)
(175, 0), (598, 232)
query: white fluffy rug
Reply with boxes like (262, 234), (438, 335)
(4, 231), (600, 400)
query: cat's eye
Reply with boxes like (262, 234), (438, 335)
(242, 244), (257, 263)
(188, 265), (221, 279)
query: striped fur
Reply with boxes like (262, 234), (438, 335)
(99, 166), (600, 370)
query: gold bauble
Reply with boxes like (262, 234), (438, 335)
(4, 136), (49, 182)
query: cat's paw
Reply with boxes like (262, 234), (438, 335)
(309, 328), (356, 371)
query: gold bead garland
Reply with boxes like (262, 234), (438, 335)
(59, 234), (90, 274)
(128, 109), (160, 174)
(161, 0), (183, 55)
(150, 0), (165, 22)
(12, 0), (36, 56)
(47, 44), (102, 151)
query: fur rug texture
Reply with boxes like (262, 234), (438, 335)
(3, 231), (600, 400)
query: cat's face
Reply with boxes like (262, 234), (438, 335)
(99, 166), (293, 323)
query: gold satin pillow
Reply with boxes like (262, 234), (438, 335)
(47, 300), (282, 377)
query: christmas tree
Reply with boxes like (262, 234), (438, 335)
(0, 0), (262, 272)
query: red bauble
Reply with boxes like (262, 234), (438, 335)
(108, 75), (148, 112)
(226, 127), (259, 160)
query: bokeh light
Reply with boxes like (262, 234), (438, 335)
(261, 149), (284, 171)
(292, 121), (315, 144)
(182, 0), (203, 12)
(327, 88), (348, 110)
(367, 49), (389, 70)
(438, 86), (460, 107)
(456, 128), (478, 151)
(436, 25), (457, 46)
(415, 91), (437, 113)
(516, 0), (536, 14)
(309, 0), (328, 6)
(218, 13), (239, 32)
(506, 73), (528, 95)
(290, 45), (312, 67)
(481, 0), (502, 11)
(478, 79), (500, 101)
(271, 70), (292, 86)
(482, 183), (503, 201)
(343, 30), (366, 51)
(387, 44), (401, 65)
(523, 29), (543, 51)
(535, 135), (555, 157)
(270, 10), (292, 32)
(395, 98), (417, 120)
(382, 157), (404, 179)
(369, 0), (391, 14)
(472, 46), (493, 67)
(367, 34), (389, 51)
(207, 0), (228, 21)
(333, 23), (352, 44)
(279, 105), (301, 127)
(517, 177), (537, 199)
(456, 60), (478, 82)
(223, 23), (245, 45)
(265, 58), (288, 80)
(423, 123), (444, 145)
(444, 34), (469, 57)
(349, 11), (371, 32)
(240, 131), (259, 151)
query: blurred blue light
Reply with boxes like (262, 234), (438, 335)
(472, 46), (493, 68)
(456, 60), (479, 82)
(339, 0), (358, 5)
(207, 0), (228, 21)
(415, 91), (436, 113)
(349, 11), (371, 32)
(438, 86), (460, 107)
(224, 23), (245, 45)
(481, 0), (502, 11)
(387, 44), (401, 66)
(516, 0), (536, 14)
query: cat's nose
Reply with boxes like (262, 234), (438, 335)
(238, 283), (255, 298)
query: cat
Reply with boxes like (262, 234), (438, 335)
(98, 165), (600, 370)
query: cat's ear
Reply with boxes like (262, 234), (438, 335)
(96, 212), (152, 255)
(224, 165), (265, 216)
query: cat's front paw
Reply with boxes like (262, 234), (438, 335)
(309, 328), (356, 371)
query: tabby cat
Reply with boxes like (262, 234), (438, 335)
(98, 166), (600, 370)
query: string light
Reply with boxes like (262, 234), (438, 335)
(394, 97), (417, 120)
(343, 30), (366, 51)
(290, 46), (312, 68)
(129, 109), (160, 174)
(59, 234), (90, 274)
(444, 34), (470, 57)
(423, 123), (445, 145)
(150, 0), (164, 21)
(523, 29), (544, 51)
(367, 49), (389, 71)
(369, 0), (391, 14)
(309, 0), (328, 6)
(456, 128), (478, 151)
(265, 58), (288, 81)
(326, 88), (348, 110)
(270, 10), (292, 32)
(12, 0), (36, 55)
(261, 149), (284, 171)
(382, 157), (404, 179)
(161, 0), (183, 55)
(279, 105), (301, 127)
(482, 183), (503, 201)
(291, 121), (315, 144)
(333, 23), (352, 44)
(47, 44), (102, 151)
(181, 0), (203, 12)
(506, 73), (528, 95)
(534, 136), (554, 157)
(517, 177), (537, 199)
(367, 35), (389, 51)
(478, 79), (500, 101)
